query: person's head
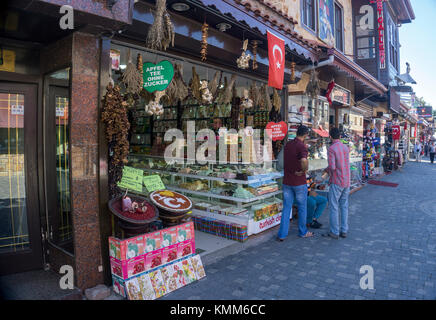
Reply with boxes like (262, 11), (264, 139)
(330, 127), (341, 141)
(296, 125), (309, 141)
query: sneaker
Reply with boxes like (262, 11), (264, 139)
(340, 232), (347, 238)
(313, 220), (323, 228)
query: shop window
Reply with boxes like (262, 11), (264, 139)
(334, 2), (344, 52)
(355, 10), (376, 60)
(389, 19), (399, 71)
(302, 0), (316, 31)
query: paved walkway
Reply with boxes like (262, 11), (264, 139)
(163, 160), (436, 300)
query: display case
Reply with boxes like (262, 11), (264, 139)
(127, 154), (283, 236)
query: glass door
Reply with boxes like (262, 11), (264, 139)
(0, 82), (42, 275)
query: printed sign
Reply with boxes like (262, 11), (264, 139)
(56, 106), (65, 117)
(225, 133), (238, 145)
(332, 85), (351, 105)
(143, 61), (174, 93)
(318, 0), (335, 46)
(143, 175), (166, 193)
(370, 0), (387, 69)
(11, 105), (24, 115)
(248, 212), (282, 235)
(117, 166), (144, 192)
(0, 50), (16, 72)
(266, 121), (287, 141)
(392, 125), (401, 140)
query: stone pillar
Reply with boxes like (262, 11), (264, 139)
(70, 32), (103, 289)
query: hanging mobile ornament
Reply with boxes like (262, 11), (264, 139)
(200, 21), (209, 61)
(236, 39), (251, 69)
(251, 40), (258, 70)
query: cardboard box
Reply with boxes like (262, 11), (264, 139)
(145, 231), (162, 252)
(176, 222), (194, 242)
(162, 244), (178, 265)
(161, 226), (178, 247)
(112, 275), (127, 298)
(177, 239), (195, 258)
(145, 249), (163, 270)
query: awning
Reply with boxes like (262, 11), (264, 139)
(312, 126), (329, 138)
(197, 0), (320, 63)
(326, 48), (388, 96)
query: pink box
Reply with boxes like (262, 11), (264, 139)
(161, 226), (178, 247)
(145, 231), (162, 252)
(145, 249), (163, 270)
(177, 239), (195, 259)
(162, 244), (178, 265)
(109, 234), (146, 261)
(112, 276), (127, 298)
(110, 256), (147, 280)
(176, 222), (195, 242)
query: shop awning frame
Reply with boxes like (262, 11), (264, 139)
(325, 48), (388, 96)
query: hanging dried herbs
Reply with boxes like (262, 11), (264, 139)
(146, 0), (175, 51)
(190, 66), (202, 103)
(208, 70), (221, 100)
(166, 63), (188, 105)
(200, 22), (208, 61)
(223, 74), (237, 104)
(290, 61), (296, 82)
(306, 69), (320, 100)
(252, 40), (258, 70)
(249, 81), (260, 106)
(272, 88), (281, 112)
(121, 50), (142, 95)
(260, 84), (272, 111)
(101, 83), (131, 198)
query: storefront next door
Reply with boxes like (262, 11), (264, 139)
(0, 82), (43, 275)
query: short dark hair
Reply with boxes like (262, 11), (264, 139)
(297, 125), (309, 137)
(330, 127), (341, 139)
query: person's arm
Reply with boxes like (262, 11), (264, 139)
(295, 143), (309, 176)
(327, 146), (336, 175)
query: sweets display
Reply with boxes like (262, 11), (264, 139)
(149, 190), (193, 214)
(192, 215), (248, 242)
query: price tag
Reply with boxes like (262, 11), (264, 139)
(143, 175), (165, 193)
(117, 166), (144, 192)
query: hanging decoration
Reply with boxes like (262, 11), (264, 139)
(137, 53), (143, 88)
(145, 0), (175, 51)
(223, 73), (237, 104)
(272, 88), (281, 112)
(200, 22), (209, 61)
(208, 70), (221, 100)
(121, 50), (143, 95)
(101, 83), (131, 198)
(200, 80), (213, 104)
(236, 39), (251, 69)
(260, 84), (272, 111)
(166, 63), (189, 105)
(249, 81), (260, 106)
(251, 40), (258, 70)
(305, 69), (320, 100)
(240, 89), (253, 109)
(189, 66), (202, 103)
(145, 90), (165, 116)
(290, 61), (296, 82)
(326, 80), (336, 106)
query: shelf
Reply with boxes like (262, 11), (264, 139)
(191, 209), (249, 224)
(167, 186), (283, 203)
(141, 168), (283, 184)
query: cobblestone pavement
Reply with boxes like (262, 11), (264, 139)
(163, 160), (436, 300)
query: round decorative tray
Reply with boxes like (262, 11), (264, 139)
(149, 190), (193, 216)
(108, 194), (159, 225)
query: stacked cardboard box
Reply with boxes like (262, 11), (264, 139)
(110, 221), (206, 299)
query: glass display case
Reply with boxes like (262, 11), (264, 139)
(127, 154), (283, 236)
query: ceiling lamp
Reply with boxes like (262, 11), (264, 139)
(216, 22), (231, 32)
(171, 2), (190, 12)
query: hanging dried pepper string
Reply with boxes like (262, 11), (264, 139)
(200, 22), (209, 61)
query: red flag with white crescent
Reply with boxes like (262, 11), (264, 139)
(267, 31), (285, 89)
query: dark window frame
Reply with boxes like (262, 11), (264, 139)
(302, 0), (317, 32)
(334, 1), (344, 52)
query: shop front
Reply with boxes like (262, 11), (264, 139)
(98, 0), (321, 299)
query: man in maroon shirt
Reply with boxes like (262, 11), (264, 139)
(278, 125), (314, 240)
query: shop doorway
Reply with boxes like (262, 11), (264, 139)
(0, 82), (43, 275)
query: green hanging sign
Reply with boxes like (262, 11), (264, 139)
(143, 60), (174, 93)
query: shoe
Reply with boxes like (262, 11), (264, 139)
(309, 221), (322, 229)
(340, 232), (347, 238)
(313, 220), (323, 228)
(322, 232), (339, 240)
(276, 237), (285, 242)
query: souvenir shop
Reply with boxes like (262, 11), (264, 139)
(101, 0), (321, 300)
(362, 114), (388, 179)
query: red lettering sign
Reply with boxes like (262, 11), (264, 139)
(370, 0), (386, 69)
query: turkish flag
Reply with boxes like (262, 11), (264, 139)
(392, 125), (401, 140)
(267, 31), (285, 89)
